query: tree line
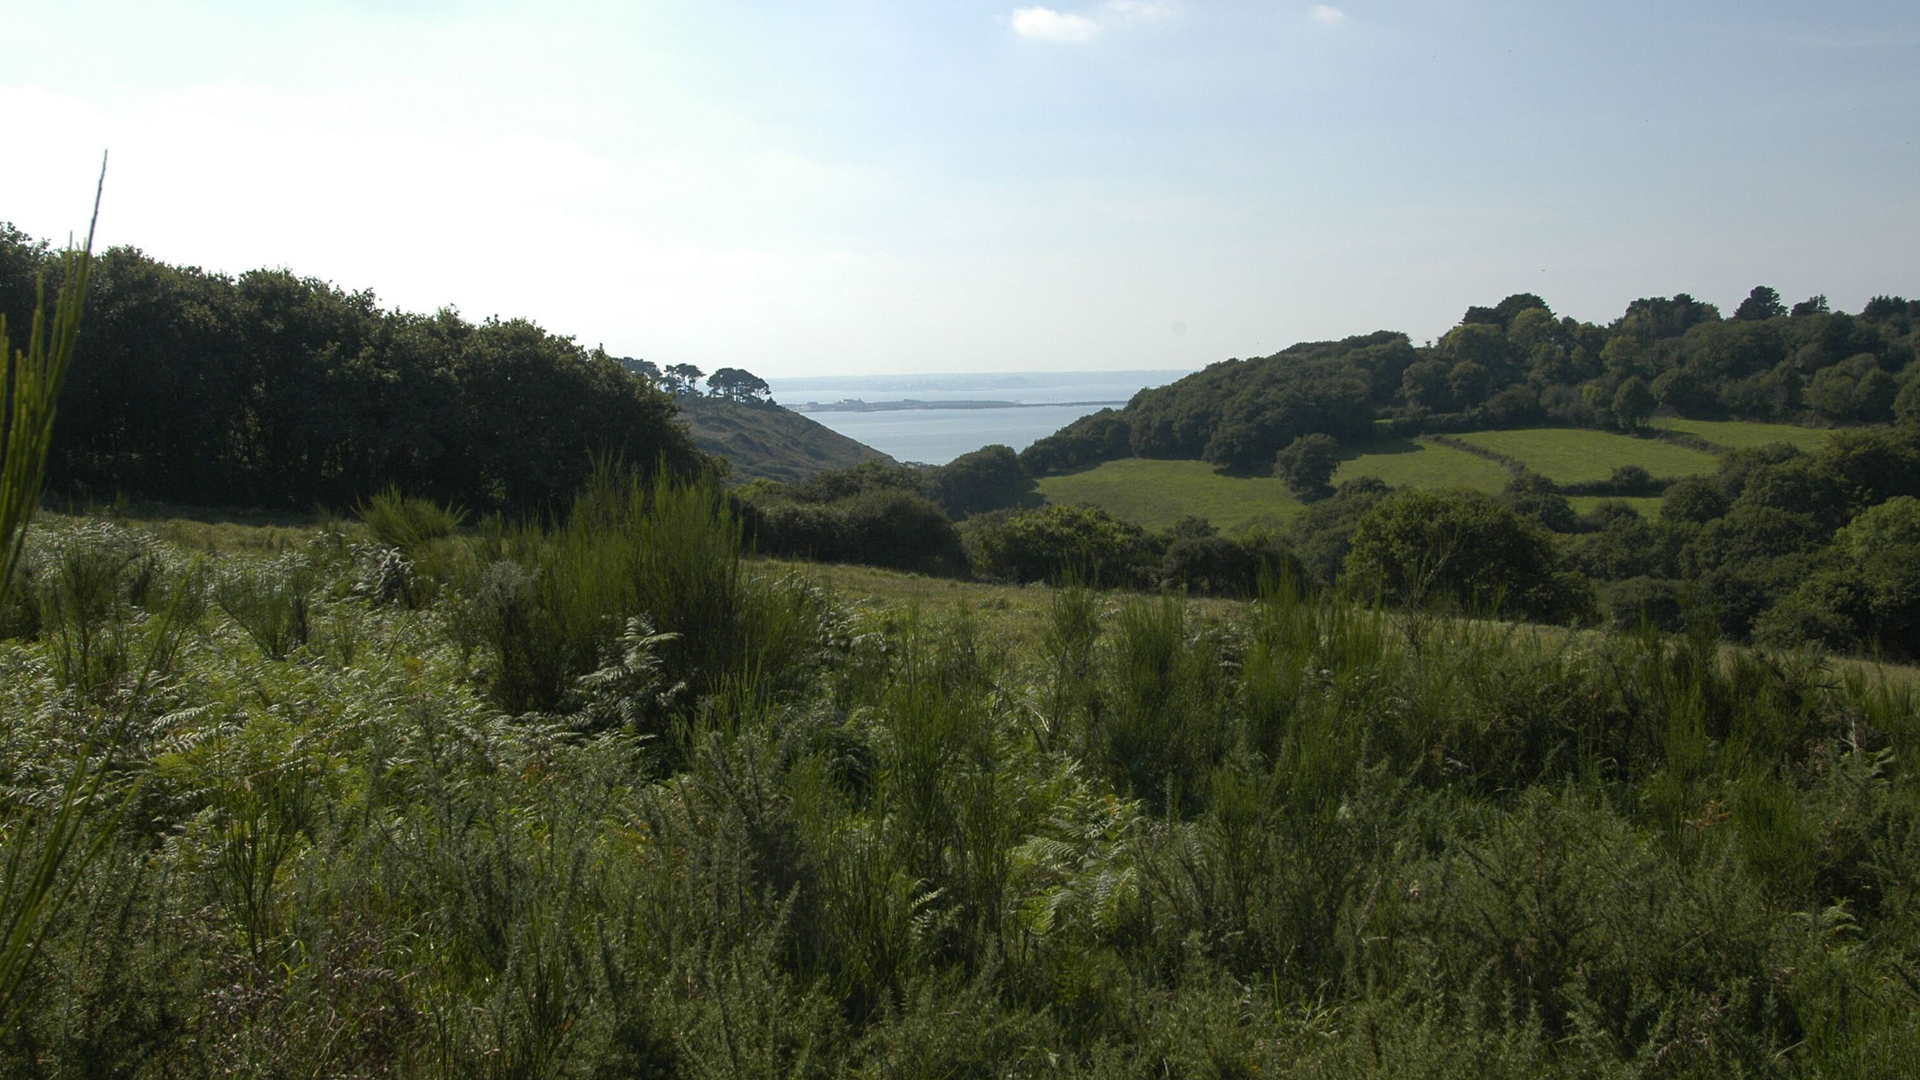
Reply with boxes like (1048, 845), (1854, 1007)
(1020, 289), (1920, 477)
(618, 356), (774, 403)
(0, 224), (706, 513)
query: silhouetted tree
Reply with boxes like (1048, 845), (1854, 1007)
(1734, 286), (1787, 321)
(708, 366), (772, 403)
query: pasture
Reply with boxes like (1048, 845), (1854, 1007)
(1653, 416), (1839, 453)
(1036, 439), (1513, 534)
(1035, 458), (1303, 532)
(1456, 428), (1721, 485)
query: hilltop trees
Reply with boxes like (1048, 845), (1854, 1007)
(1120, 334), (1387, 469)
(1734, 285), (1787, 321)
(707, 366), (772, 402)
(661, 362), (704, 395)
(1011, 282), (1920, 487)
(0, 231), (705, 513)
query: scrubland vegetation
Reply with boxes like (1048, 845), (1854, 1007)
(10, 216), (1920, 1075)
(6, 482), (1920, 1077)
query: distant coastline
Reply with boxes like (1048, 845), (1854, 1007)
(792, 398), (1128, 413)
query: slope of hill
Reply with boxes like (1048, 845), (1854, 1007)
(1035, 436), (1517, 532)
(675, 395), (895, 483)
(1034, 421), (1840, 533)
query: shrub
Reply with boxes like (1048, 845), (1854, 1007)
(924, 444), (1035, 519)
(1660, 475), (1728, 524)
(963, 503), (1152, 586)
(1159, 534), (1302, 598)
(463, 466), (837, 719)
(215, 554), (314, 659)
(355, 485), (464, 554)
(1345, 488), (1592, 623)
(747, 487), (966, 576)
(1601, 575), (1689, 632)
(1500, 471), (1576, 532)
(1272, 433), (1340, 496)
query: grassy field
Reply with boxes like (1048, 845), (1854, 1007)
(1457, 428), (1721, 485)
(1332, 436), (1512, 492)
(1035, 458), (1304, 532)
(1653, 416), (1839, 452)
(1036, 439), (1512, 534)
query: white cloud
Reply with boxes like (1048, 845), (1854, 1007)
(1308, 5), (1348, 27)
(1011, 7), (1101, 43)
(1106, 0), (1178, 21)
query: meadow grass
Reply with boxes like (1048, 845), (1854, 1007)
(751, 555), (1246, 654)
(42, 504), (338, 555)
(1458, 427), (1722, 484)
(1036, 458), (1305, 532)
(1653, 416), (1842, 452)
(1037, 440), (1510, 534)
(1333, 436), (1512, 492)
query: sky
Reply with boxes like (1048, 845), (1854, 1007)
(3, 1), (1916, 377)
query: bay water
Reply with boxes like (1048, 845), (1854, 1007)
(764, 370), (1191, 465)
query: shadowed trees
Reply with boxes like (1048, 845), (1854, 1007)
(0, 236), (705, 513)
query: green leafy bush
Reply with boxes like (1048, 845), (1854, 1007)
(963, 503), (1153, 586)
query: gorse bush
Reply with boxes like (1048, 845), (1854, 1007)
(356, 485), (464, 554)
(457, 466), (840, 726)
(214, 553), (313, 659)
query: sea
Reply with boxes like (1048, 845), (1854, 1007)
(764, 370), (1192, 466)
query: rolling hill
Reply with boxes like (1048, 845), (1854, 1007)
(675, 395), (895, 483)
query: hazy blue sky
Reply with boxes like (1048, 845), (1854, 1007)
(6, 1), (1916, 376)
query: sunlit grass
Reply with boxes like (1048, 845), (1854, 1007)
(1653, 416), (1843, 452)
(1036, 458), (1304, 532)
(1458, 427), (1720, 485)
(1036, 439), (1511, 534)
(1332, 436), (1511, 492)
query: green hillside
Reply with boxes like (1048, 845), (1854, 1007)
(1453, 428), (1721, 485)
(1036, 458), (1302, 532)
(1332, 436), (1513, 492)
(676, 394), (894, 483)
(1035, 421), (1834, 535)
(1653, 416), (1840, 452)
(1038, 436), (1534, 532)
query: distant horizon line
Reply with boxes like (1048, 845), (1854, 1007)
(765, 366), (1198, 384)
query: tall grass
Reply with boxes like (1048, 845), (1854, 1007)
(0, 167), (105, 1038)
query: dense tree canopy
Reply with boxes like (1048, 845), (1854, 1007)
(924, 444), (1036, 519)
(1015, 287), (1920, 482)
(0, 232), (707, 513)
(1272, 433), (1340, 496)
(1345, 489), (1592, 623)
